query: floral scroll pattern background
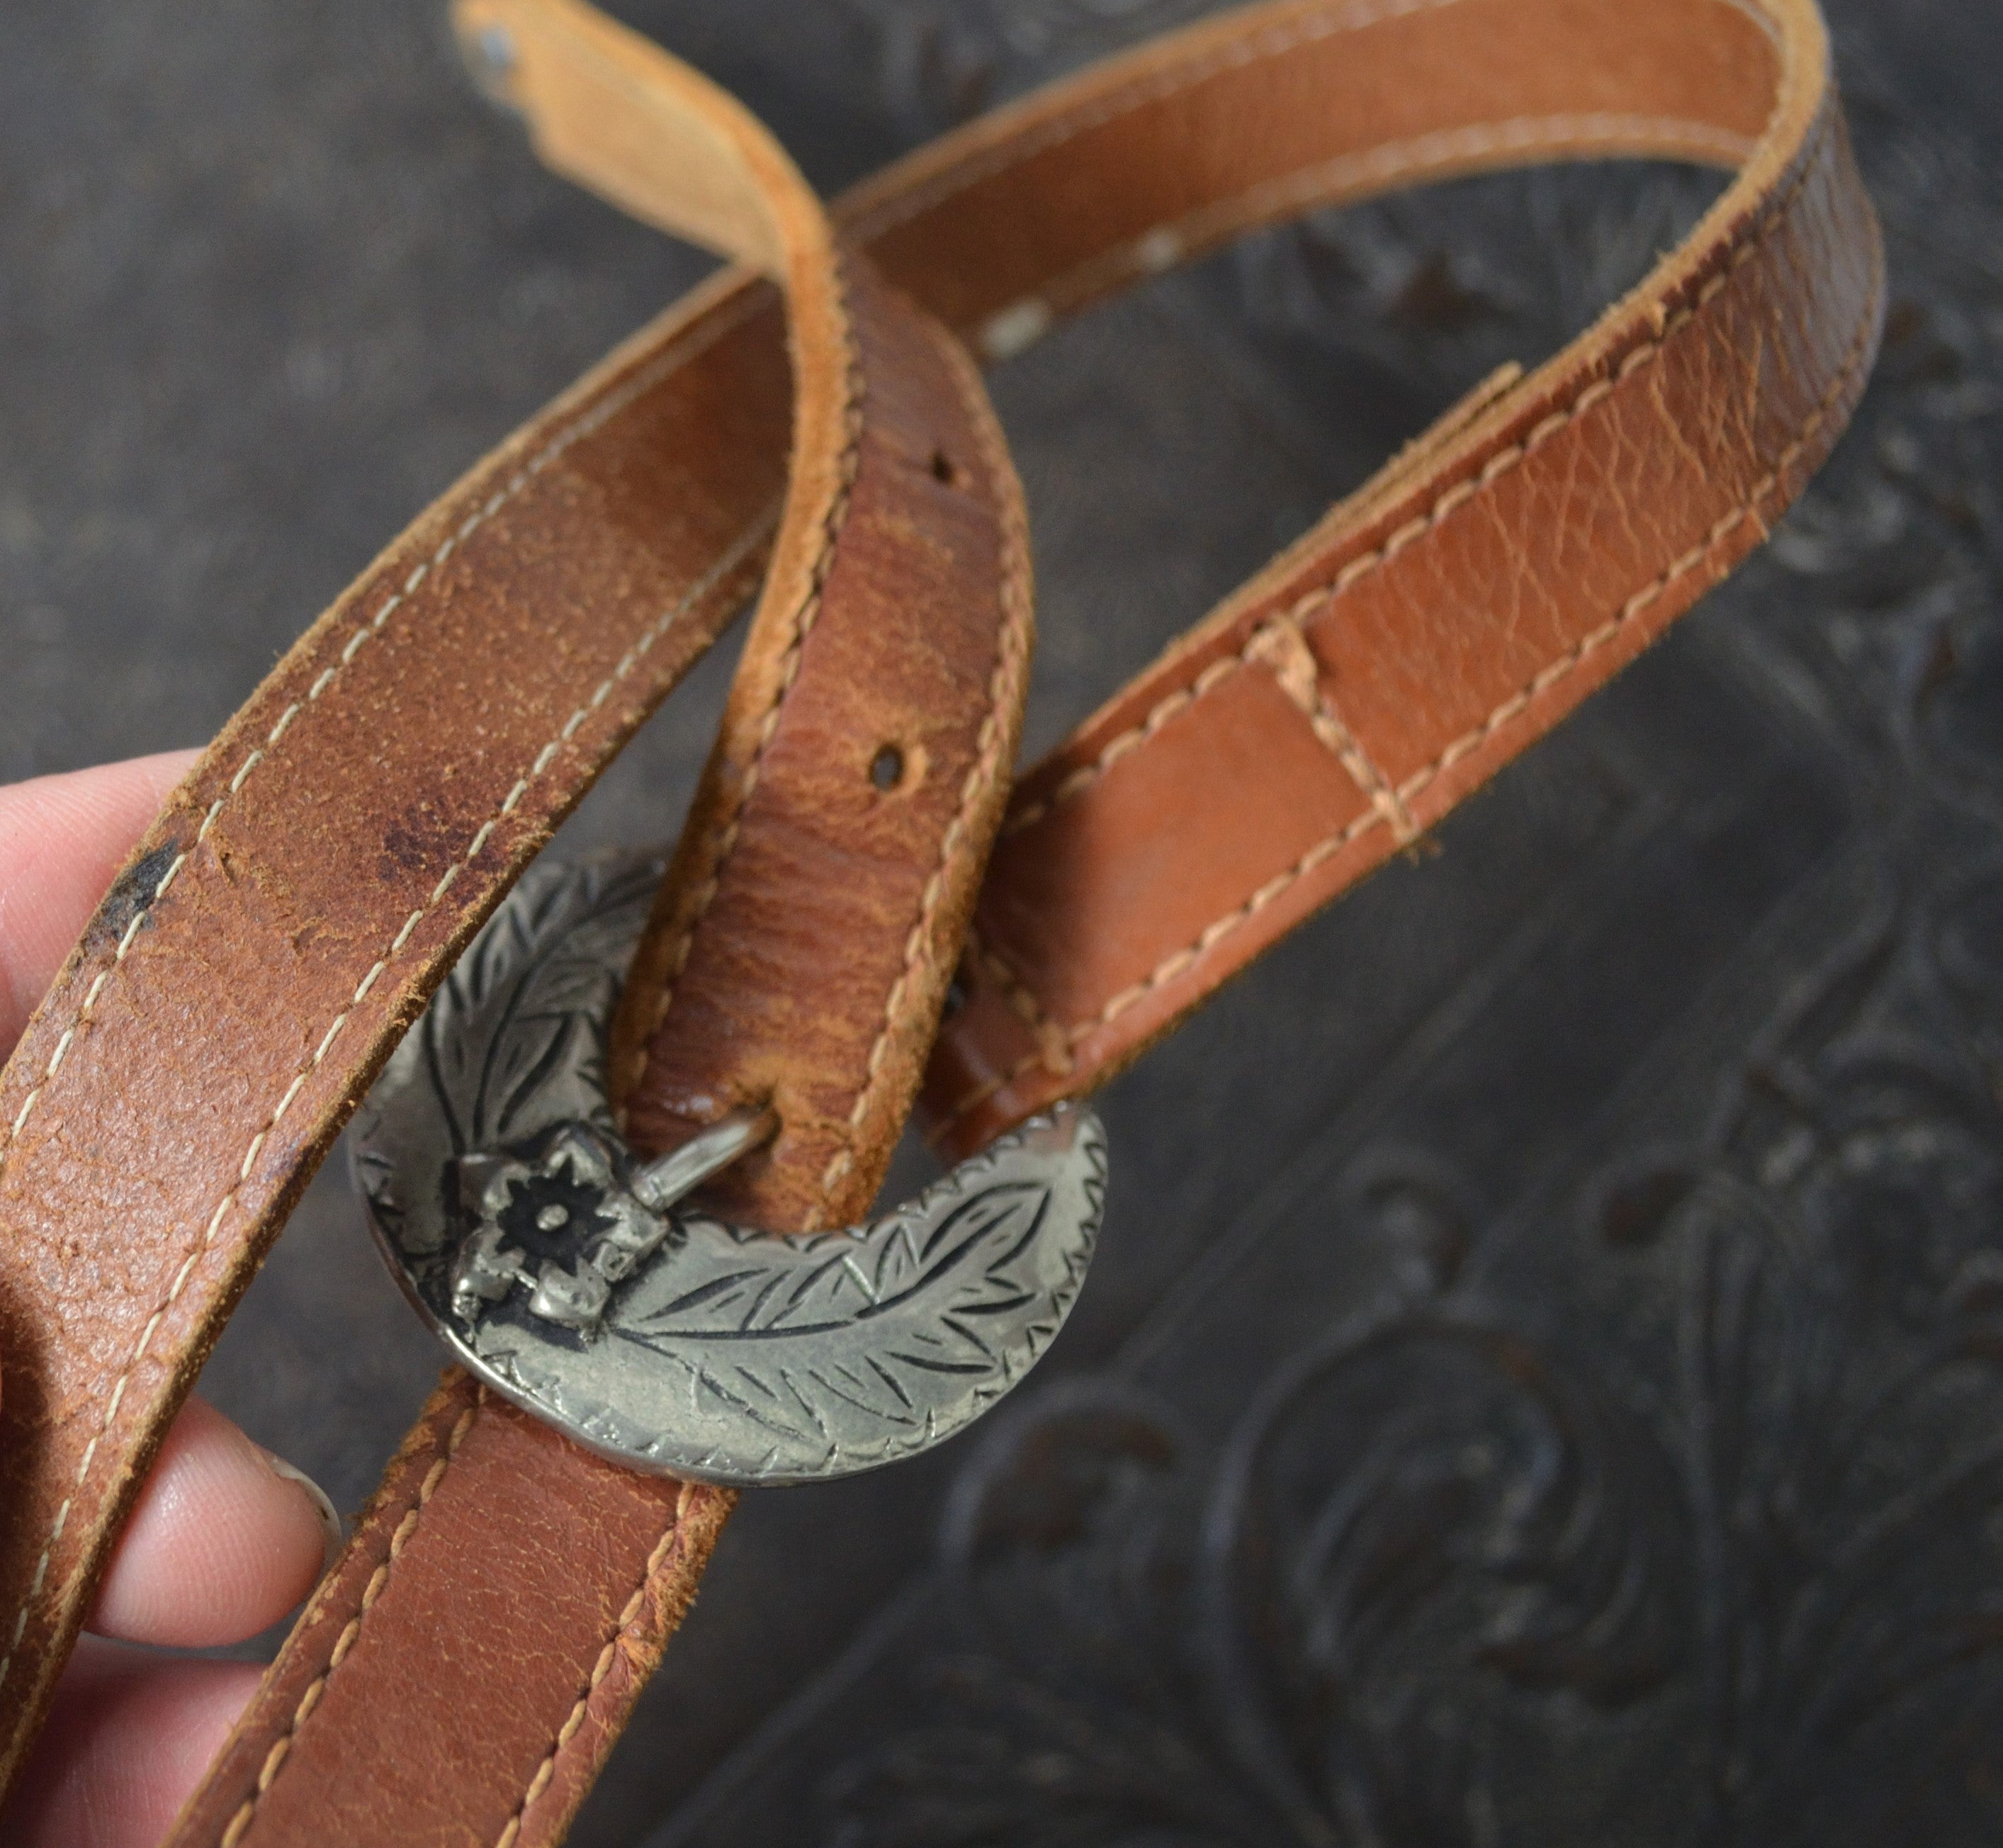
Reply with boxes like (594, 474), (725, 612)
(4, 0), (2002, 1841)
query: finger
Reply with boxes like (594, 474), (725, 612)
(88, 1396), (339, 1650)
(0, 750), (198, 1057)
(1, 1636), (261, 1848)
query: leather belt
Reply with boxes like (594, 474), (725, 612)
(0, 0), (1881, 1839)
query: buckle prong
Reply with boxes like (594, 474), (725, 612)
(353, 853), (1105, 1487)
(630, 1105), (778, 1212)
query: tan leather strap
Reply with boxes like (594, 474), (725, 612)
(0, 2), (1029, 1831)
(886, 0), (1883, 1149)
(165, 13), (1038, 1840)
(179, 0), (1885, 1829)
(463, 0), (1034, 1228)
(0, 0), (1878, 1841)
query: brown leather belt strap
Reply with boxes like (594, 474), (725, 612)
(0, 0), (1879, 1841)
(169, 15), (1036, 1838)
(889, 0), (1883, 1148)
(461, 0), (1034, 1229)
(0, 4), (1030, 1835)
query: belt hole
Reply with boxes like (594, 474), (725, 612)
(869, 744), (905, 791)
(930, 449), (959, 487)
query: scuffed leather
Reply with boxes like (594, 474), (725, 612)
(613, 254), (1032, 1232)
(156, 11), (1029, 1848)
(0, 0), (1878, 1841)
(0, 269), (788, 1814)
(164, 1373), (733, 1848)
(918, 41), (1883, 1145)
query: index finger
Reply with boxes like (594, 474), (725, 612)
(0, 752), (198, 1058)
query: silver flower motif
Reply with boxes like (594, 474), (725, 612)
(450, 1123), (675, 1334)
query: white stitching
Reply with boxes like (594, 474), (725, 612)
(939, 233), (1880, 1134)
(213, 1392), (485, 1848)
(487, 1485), (699, 1848)
(628, 260), (869, 1077)
(854, 0), (1776, 244)
(0, 502), (775, 1706)
(1000, 103), (1836, 840)
(813, 320), (1037, 1217)
(0, 283), (767, 1194)
(1247, 616), (1416, 840)
(847, 0), (1482, 240)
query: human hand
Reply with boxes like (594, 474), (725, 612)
(0, 755), (339, 1848)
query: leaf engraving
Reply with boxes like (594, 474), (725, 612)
(356, 850), (1106, 1484)
(605, 1128), (1104, 1472)
(414, 855), (659, 1158)
(354, 853), (659, 1271)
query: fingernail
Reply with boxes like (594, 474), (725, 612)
(265, 1452), (344, 1574)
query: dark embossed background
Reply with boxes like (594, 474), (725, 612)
(3, 0), (1999, 1840)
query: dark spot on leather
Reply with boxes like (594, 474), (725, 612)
(380, 822), (430, 874)
(84, 838), (184, 954)
(378, 811), (458, 884)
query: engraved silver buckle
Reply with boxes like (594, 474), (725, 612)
(352, 853), (1107, 1487)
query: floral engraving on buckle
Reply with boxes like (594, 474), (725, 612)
(352, 852), (1107, 1487)
(451, 1124), (679, 1332)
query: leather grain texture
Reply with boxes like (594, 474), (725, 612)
(0, 264), (789, 1804)
(157, 11), (1032, 1846)
(171, 187), (1034, 1848)
(612, 257), (1034, 1229)
(0, 0), (1880, 1838)
(165, 1373), (732, 1848)
(897, 0), (1884, 1146)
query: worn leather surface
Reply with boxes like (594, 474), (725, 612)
(169, 266), (1029, 1848)
(0, 263), (781, 1808)
(163, 9), (1034, 1842)
(893, 0), (1883, 1147)
(0, 0), (1879, 1839)
(0, 4), (1028, 1838)
(169, 1373), (731, 1848)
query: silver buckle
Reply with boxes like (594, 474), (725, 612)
(353, 852), (1106, 1487)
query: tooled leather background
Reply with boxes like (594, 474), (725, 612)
(4, 0), (2001, 1841)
